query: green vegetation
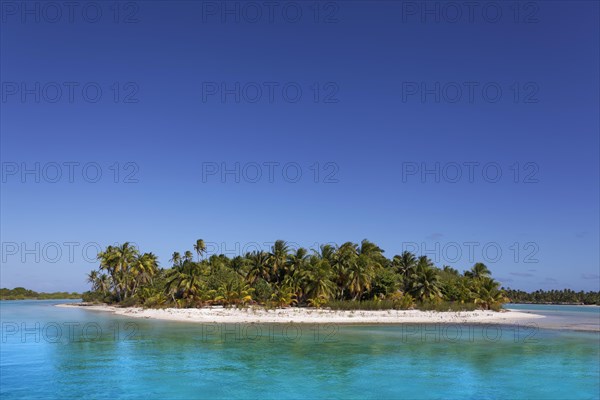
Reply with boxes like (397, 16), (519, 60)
(83, 239), (512, 311)
(503, 288), (599, 305)
(0, 287), (80, 300)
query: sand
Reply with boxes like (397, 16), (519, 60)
(56, 303), (544, 325)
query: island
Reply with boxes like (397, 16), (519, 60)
(0, 287), (80, 300)
(69, 239), (596, 322)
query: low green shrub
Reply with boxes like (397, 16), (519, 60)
(81, 291), (111, 303)
(418, 301), (478, 312)
(326, 298), (414, 311)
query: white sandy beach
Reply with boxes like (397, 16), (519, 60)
(57, 303), (544, 325)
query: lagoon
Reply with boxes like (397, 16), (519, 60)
(504, 303), (600, 331)
(1, 300), (598, 399)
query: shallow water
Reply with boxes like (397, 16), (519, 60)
(1, 300), (599, 399)
(504, 303), (600, 331)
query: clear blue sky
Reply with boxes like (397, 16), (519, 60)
(1, 1), (598, 292)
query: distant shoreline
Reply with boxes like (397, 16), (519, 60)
(506, 302), (599, 306)
(0, 288), (81, 301)
(1, 297), (81, 301)
(57, 303), (545, 325)
(2, 298), (595, 306)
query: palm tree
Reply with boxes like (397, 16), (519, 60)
(97, 242), (139, 300)
(442, 265), (460, 276)
(393, 251), (417, 279)
(472, 277), (508, 310)
(246, 251), (271, 284)
(416, 256), (434, 271)
(270, 284), (297, 307)
(113, 242), (139, 274)
(283, 248), (308, 299)
(97, 273), (111, 294)
(465, 263), (491, 279)
(208, 275), (254, 306)
(130, 252), (159, 293)
(347, 256), (375, 300)
(358, 239), (384, 259)
(165, 263), (204, 306)
(287, 248), (308, 274)
(87, 238), (513, 309)
(170, 252), (181, 267)
(304, 259), (337, 300)
(269, 240), (290, 283)
(410, 267), (442, 301)
(314, 243), (336, 263)
(194, 239), (206, 261)
(334, 242), (358, 299)
(230, 255), (248, 278)
(87, 270), (99, 291)
(97, 246), (116, 276)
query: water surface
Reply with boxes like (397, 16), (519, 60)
(1, 300), (598, 399)
(504, 303), (600, 331)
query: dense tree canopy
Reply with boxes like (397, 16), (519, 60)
(82, 239), (600, 310)
(503, 288), (599, 305)
(0, 287), (80, 300)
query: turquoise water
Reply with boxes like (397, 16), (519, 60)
(1, 301), (599, 399)
(504, 303), (600, 331)
(505, 303), (600, 314)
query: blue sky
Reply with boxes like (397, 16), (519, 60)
(1, 1), (598, 292)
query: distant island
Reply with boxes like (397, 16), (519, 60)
(503, 288), (599, 305)
(0, 287), (80, 300)
(76, 239), (598, 311)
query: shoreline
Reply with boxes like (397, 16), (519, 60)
(506, 302), (599, 307)
(57, 303), (545, 325)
